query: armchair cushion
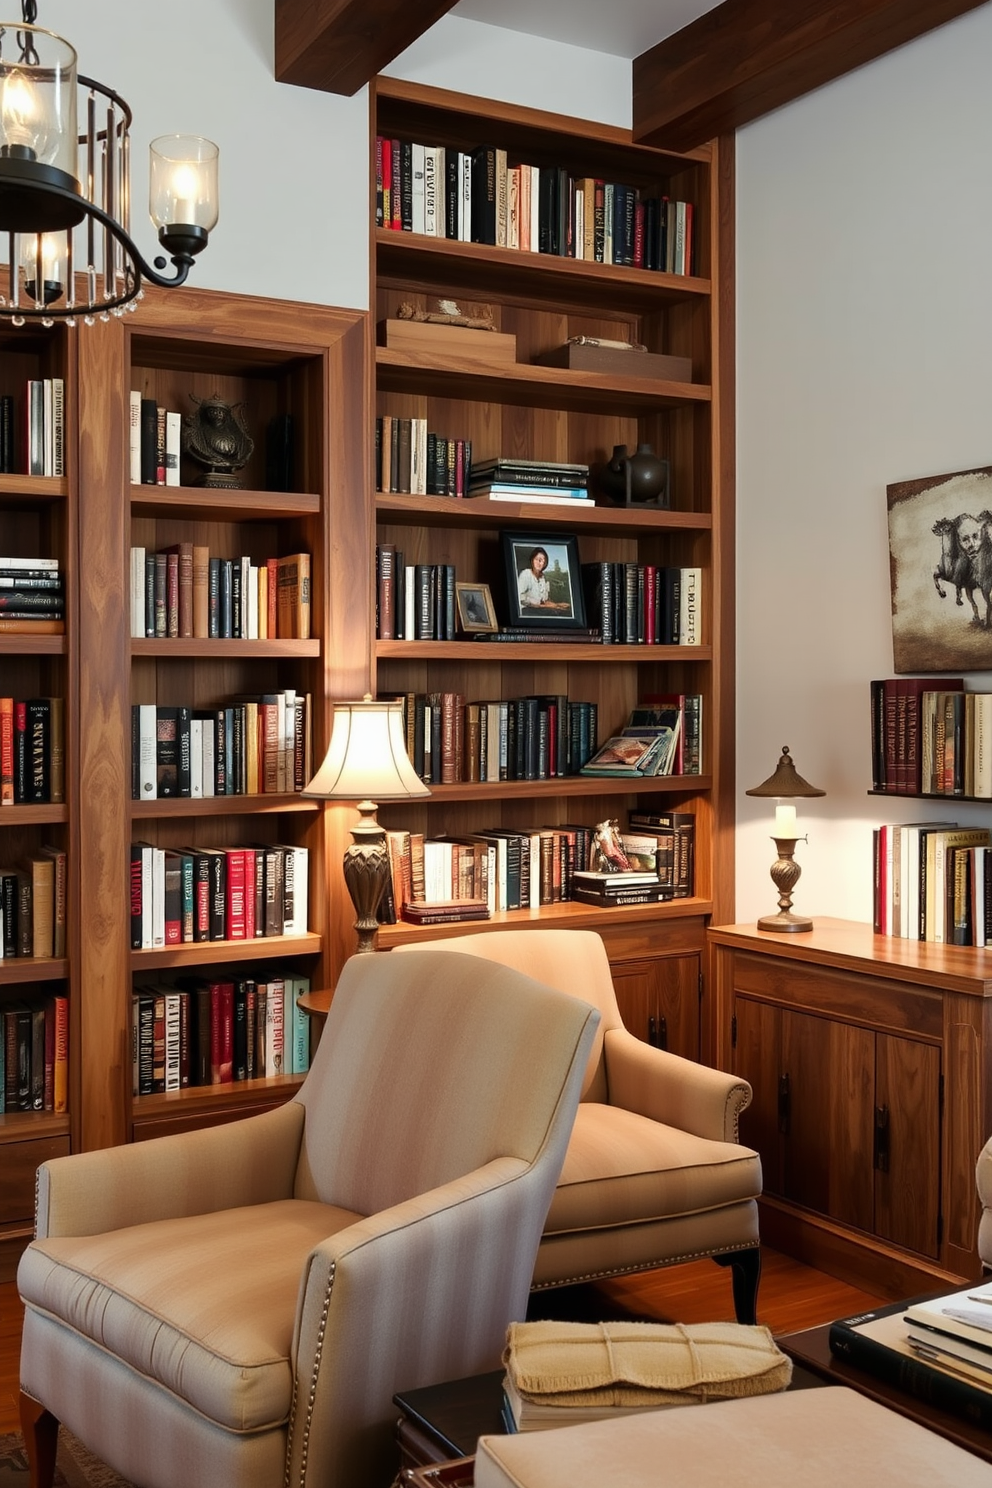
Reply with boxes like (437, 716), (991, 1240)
(20, 1198), (362, 1432)
(545, 1104), (762, 1236)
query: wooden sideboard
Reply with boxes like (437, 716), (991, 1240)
(709, 918), (992, 1299)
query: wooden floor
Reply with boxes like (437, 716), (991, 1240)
(0, 1248), (882, 1435)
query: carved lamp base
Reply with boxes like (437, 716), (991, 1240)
(758, 835), (813, 934)
(342, 801), (391, 954)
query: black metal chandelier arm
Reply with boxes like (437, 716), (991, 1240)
(81, 195), (197, 289)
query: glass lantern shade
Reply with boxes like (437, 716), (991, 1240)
(149, 135), (219, 231)
(0, 24), (77, 177)
(19, 227), (63, 302)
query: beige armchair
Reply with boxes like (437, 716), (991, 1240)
(977, 1136), (992, 1267)
(18, 948), (599, 1488)
(395, 929), (762, 1321)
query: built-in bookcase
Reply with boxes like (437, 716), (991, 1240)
(369, 78), (735, 1064)
(0, 326), (76, 1265)
(74, 288), (368, 1151)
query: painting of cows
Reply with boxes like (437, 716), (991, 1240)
(888, 466), (992, 672)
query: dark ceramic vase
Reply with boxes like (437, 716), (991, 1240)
(592, 443), (670, 508)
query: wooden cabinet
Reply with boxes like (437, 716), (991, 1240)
(369, 78), (735, 1050)
(73, 287), (368, 1150)
(710, 918), (992, 1298)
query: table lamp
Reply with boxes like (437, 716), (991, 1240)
(745, 745), (825, 933)
(303, 695), (429, 952)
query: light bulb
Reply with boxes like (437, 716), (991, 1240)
(0, 65), (49, 157)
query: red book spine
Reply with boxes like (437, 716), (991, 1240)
(644, 565), (657, 644)
(243, 847), (256, 939)
(224, 849), (246, 940)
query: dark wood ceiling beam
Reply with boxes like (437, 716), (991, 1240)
(274, 0), (460, 96)
(633, 0), (988, 151)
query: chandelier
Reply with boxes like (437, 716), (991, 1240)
(0, 0), (218, 325)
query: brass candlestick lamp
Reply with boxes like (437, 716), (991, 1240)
(746, 745), (825, 933)
(303, 696), (429, 954)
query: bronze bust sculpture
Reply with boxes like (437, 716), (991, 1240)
(181, 394), (254, 488)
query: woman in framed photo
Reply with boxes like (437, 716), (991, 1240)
(501, 532), (587, 629)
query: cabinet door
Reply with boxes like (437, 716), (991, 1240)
(875, 1032), (941, 1258)
(782, 1009), (874, 1232)
(732, 994), (785, 1192)
(612, 954), (700, 1061)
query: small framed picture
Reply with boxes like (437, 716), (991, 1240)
(455, 581), (498, 633)
(500, 531), (587, 629)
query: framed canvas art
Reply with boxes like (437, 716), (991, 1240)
(887, 465), (992, 672)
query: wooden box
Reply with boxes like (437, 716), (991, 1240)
(535, 342), (692, 382)
(379, 319), (517, 363)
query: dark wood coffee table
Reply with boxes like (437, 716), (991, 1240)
(779, 1318), (992, 1463)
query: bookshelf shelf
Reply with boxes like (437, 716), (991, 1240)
(377, 895), (714, 946)
(133, 1071), (305, 1119)
(130, 485), (321, 521)
(376, 230), (711, 315)
(377, 639), (712, 662)
(130, 931), (322, 973)
(371, 77), (734, 1060)
(376, 347), (710, 414)
(0, 634), (66, 655)
(0, 1111), (71, 1140)
(0, 804), (69, 825)
(375, 493), (714, 534)
(0, 473), (68, 502)
(131, 794), (320, 819)
(0, 957), (69, 984)
(131, 638), (321, 659)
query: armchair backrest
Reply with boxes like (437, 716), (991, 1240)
(292, 946), (601, 1214)
(393, 929), (623, 1102)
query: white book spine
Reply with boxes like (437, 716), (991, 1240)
(247, 564), (258, 639)
(51, 377), (64, 476)
(680, 567), (701, 646)
(281, 689), (295, 796)
(423, 145), (438, 236)
(190, 717), (203, 798)
(411, 142), (425, 234)
(404, 564), (416, 639)
(129, 391), (141, 484)
(164, 993), (181, 1090)
(138, 704), (156, 799)
(264, 980), (285, 1076)
(165, 410), (181, 486)
(140, 846), (154, 949)
(201, 718), (215, 798)
(459, 151), (471, 242)
(151, 847), (165, 947)
(130, 547), (145, 639)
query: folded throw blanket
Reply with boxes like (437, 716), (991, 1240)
(504, 1320), (793, 1407)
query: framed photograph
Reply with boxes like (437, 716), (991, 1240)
(455, 581), (498, 633)
(887, 464), (992, 672)
(500, 531), (587, 629)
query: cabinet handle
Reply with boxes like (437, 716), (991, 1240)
(777, 1073), (791, 1134)
(657, 1015), (668, 1051)
(874, 1105), (890, 1172)
(647, 1015), (657, 1046)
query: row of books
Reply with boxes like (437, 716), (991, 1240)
(872, 820), (992, 942)
(130, 694), (311, 800)
(0, 696), (64, 805)
(582, 562), (701, 646)
(130, 842), (308, 949)
(580, 697), (703, 778)
(129, 545), (312, 642)
(132, 973), (311, 1093)
(128, 394), (181, 487)
(1, 995), (69, 1112)
(375, 138), (695, 274)
(375, 418), (473, 497)
(468, 458), (591, 506)
(376, 554), (457, 641)
(829, 1277), (992, 1433)
(0, 552), (64, 623)
(21, 380), (65, 477)
(0, 850), (66, 959)
(379, 810), (695, 920)
(390, 692), (599, 784)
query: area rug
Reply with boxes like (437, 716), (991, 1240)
(0, 1431), (132, 1488)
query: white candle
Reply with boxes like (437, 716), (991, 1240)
(774, 803), (798, 837)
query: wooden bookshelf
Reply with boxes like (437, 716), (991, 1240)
(369, 77), (735, 1063)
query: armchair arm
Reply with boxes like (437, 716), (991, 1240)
(287, 1156), (544, 1488)
(603, 1026), (752, 1143)
(35, 1099), (305, 1238)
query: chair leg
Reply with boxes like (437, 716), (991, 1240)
(713, 1247), (762, 1325)
(19, 1390), (60, 1488)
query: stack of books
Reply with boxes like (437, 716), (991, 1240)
(0, 555), (64, 633)
(579, 697), (702, 778)
(467, 457), (590, 505)
(829, 1278), (992, 1429)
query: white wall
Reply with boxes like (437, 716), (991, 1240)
(735, 2), (992, 927)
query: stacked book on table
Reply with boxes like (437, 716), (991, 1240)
(467, 457), (591, 505)
(829, 1277), (992, 1429)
